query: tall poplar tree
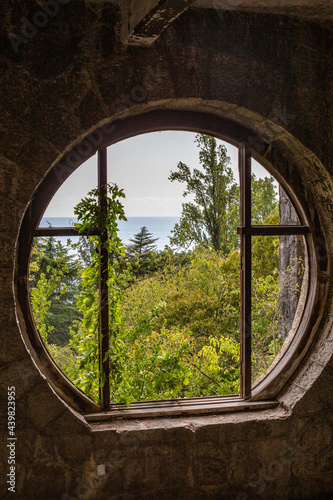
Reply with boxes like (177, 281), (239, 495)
(169, 134), (278, 253)
(169, 134), (239, 253)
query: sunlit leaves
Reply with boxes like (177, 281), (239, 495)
(169, 134), (239, 253)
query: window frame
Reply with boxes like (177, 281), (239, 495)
(16, 110), (324, 419)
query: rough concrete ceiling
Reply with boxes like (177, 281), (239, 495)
(193, 0), (333, 20)
(121, 0), (333, 46)
(86, 0), (333, 21)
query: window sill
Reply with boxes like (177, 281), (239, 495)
(84, 395), (278, 421)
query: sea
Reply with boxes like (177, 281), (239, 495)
(39, 217), (179, 251)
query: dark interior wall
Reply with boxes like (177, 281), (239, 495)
(0, 3), (332, 498)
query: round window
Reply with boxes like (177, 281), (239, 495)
(16, 110), (325, 418)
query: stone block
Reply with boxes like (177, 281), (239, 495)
(293, 366), (333, 417)
(309, 336), (333, 367)
(79, 88), (107, 134)
(24, 380), (68, 431)
(50, 408), (91, 436)
(295, 360), (326, 392)
(157, 422), (195, 447)
(0, 326), (27, 365)
(55, 433), (93, 464)
(227, 441), (261, 485)
(0, 355), (42, 400)
(93, 455), (125, 497)
(123, 457), (146, 490)
(0, 268), (15, 300)
(20, 432), (55, 468)
(0, 302), (19, 330)
(0, 235), (17, 268)
(278, 381), (307, 410)
(21, 462), (68, 499)
(194, 443), (228, 486)
(0, 109), (58, 174)
(0, 156), (41, 205)
(195, 422), (220, 443)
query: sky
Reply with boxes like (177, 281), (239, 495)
(43, 131), (275, 218)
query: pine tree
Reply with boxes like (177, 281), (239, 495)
(126, 226), (159, 276)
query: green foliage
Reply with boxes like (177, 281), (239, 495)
(69, 183), (131, 402)
(62, 239), (244, 403)
(47, 344), (78, 376)
(112, 324), (194, 404)
(29, 156), (290, 406)
(68, 258), (100, 400)
(251, 174), (278, 224)
(74, 183), (126, 236)
(30, 261), (67, 343)
(75, 236), (95, 268)
(252, 273), (281, 380)
(30, 238), (81, 345)
(196, 335), (240, 395)
(121, 247), (241, 399)
(252, 210), (279, 278)
(251, 210), (281, 380)
(169, 134), (239, 253)
(151, 248), (240, 342)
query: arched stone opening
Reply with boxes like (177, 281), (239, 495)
(14, 102), (333, 416)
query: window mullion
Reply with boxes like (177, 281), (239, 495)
(98, 147), (110, 411)
(239, 145), (252, 399)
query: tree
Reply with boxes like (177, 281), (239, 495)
(126, 226), (159, 276)
(29, 236), (81, 346)
(169, 134), (239, 253)
(252, 210), (279, 278)
(169, 134), (279, 254)
(75, 235), (95, 268)
(251, 174), (278, 224)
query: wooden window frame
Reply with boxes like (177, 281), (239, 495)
(16, 110), (323, 421)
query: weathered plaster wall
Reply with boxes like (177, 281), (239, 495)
(0, 3), (332, 498)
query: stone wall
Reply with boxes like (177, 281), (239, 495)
(279, 187), (300, 342)
(0, 3), (332, 498)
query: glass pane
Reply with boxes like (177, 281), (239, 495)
(39, 216), (78, 229)
(119, 247), (241, 402)
(278, 185), (300, 225)
(117, 217), (179, 250)
(107, 131), (240, 252)
(105, 132), (241, 402)
(251, 234), (307, 385)
(29, 235), (99, 402)
(251, 160), (300, 225)
(39, 154), (97, 226)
